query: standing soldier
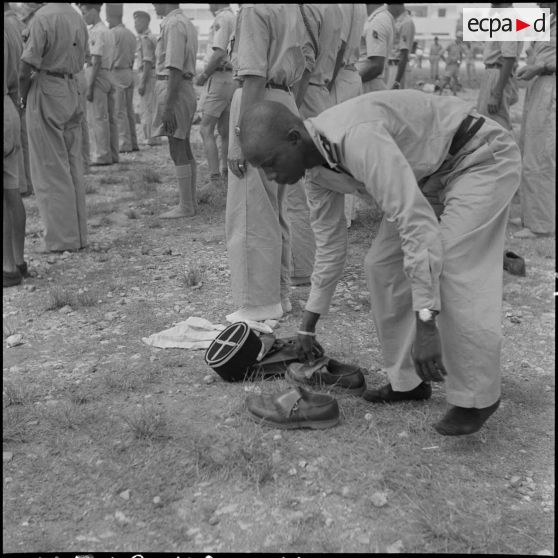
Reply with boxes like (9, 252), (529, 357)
(195, 3), (236, 189)
(107, 3), (139, 153)
(476, 4), (522, 131)
(80, 3), (119, 166)
(4, 5), (28, 287)
(134, 10), (161, 147)
(513, 2), (556, 239)
(225, 4), (314, 322)
(387, 6), (415, 89)
(463, 42), (476, 87)
(151, 4), (198, 219)
(429, 36), (442, 82)
(358, 3), (396, 93)
(440, 31), (464, 95)
(19, 2), (89, 252)
(329, 3), (366, 228)
(290, 4), (343, 284)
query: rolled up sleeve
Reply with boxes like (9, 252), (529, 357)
(165, 20), (186, 70)
(237, 7), (269, 78)
(343, 123), (443, 312)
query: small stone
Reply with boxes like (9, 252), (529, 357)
(298, 460), (308, 468)
(397, 431), (409, 438)
(6, 334), (24, 348)
(386, 540), (404, 553)
(509, 476), (522, 487)
(370, 491), (388, 508)
(288, 467), (297, 476)
(216, 503), (238, 515)
(3, 452), (14, 462)
(364, 413), (373, 421)
(357, 534), (370, 545)
(104, 312), (118, 321)
(114, 511), (130, 525)
(273, 434), (282, 440)
(272, 451), (282, 466)
(119, 489), (130, 500)
(59, 305), (73, 314)
(203, 374), (216, 384)
(24, 285), (36, 292)
(324, 517), (334, 527)
(208, 514), (220, 525)
(341, 486), (351, 498)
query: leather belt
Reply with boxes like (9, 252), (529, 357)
(113, 66), (133, 70)
(344, 63), (357, 71)
(156, 74), (193, 81)
(388, 59), (400, 66)
(45, 70), (74, 79)
(448, 114), (485, 157)
(485, 63), (502, 69)
(214, 67), (233, 72)
(265, 82), (291, 92)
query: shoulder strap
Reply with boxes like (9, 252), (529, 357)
(298, 4), (319, 59)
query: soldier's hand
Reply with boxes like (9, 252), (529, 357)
(487, 89), (502, 114)
(161, 107), (177, 135)
(228, 158), (247, 178)
(296, 334), (324, 366)
(86, 88), (94, 103)
(411, 316), (447, 382)
(516, 65), (541, 81)
(195, 73), (208, 87)
(138, 84), (146, 96)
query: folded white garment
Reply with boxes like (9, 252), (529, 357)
(142, 316), (226, 350)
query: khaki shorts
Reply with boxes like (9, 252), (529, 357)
(3, 95), (21, 190)
(152, 78), (197, 140)
(444, 62), (460, 78)
(199, 70), (234, 119)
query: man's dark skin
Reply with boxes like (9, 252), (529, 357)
(237, 101), (447, 384)
(391, 5), (411, 89)
(133, 12), (152, 98)
(359, 3), (406, 86)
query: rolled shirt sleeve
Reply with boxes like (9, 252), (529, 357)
(236, 7), (270, 78)
(398, 18), (415, 52)
(365, 17), (391, 58)
(164, 20), (186, 71)
(20, 17), (47, 68)
(213, 12), (234, 52)
(140, 34), (155, 64)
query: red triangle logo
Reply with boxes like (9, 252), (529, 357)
(516, 19), (530, 32)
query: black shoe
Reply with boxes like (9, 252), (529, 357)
(3, 269), (22, 288)
(503, 251), (526, 276)
(434, 399), (500, 436)
(363, 382), (431, 403)
(16, 261), (30, 278)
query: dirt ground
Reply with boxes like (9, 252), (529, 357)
(2, 69), (555, 554)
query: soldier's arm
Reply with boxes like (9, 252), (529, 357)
(393, 48), (409, 85)
(328, 40), (347, 91)
(19, 61), (34, 107)
(359, 56), (386, 82)
(493, 57), (515, 96)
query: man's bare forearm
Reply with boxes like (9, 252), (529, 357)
(495, 57), (516, 94)
(293, 68), (312, 108)
(395, 50), (409, 83)
(203, 48), (227, 77)
(359, 57), (385, 83)
(239, 74), (266, 119)
(88, 55), (102, 90)
(19, 60), (34, 103)
(329, 41), (347, 90)
(141, 59), (153, 88)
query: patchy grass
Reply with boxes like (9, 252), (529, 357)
(3, 317), (19, 339)
(121, 404), (169, 440)
(45, 286), (75, 310)
(99, 175), (125, 185)
(3, 406), (29, 442)
(182, 264), (204, 288)
(3, 381), (34, 406)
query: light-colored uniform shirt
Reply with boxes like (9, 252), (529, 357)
(390, 10), (415, 60)
(444, 41), (463, 65)
(155, 8), (198, 77)
(203, 6), (236, 69)
(4, 12), (23, 97)
(339, 3), (366, 66)
(482, 40), (523, 66)
(21, 3), (88, 74)
(235, 4), (309, 87)
(360, 5), (395, 84)
(301, 4), (343, 86)
(111, 23), (137, 69)
(303, 91), (476, 315)
(430, 42), (442, 57)
(137, 30), (157, 69)
(88, 20), (115, 70)
(530, 13), (556, 66)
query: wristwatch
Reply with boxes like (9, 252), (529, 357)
(418, 309), (438, 322)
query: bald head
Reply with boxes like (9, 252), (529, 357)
(239, 101), (303, 164)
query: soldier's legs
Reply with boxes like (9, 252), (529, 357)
(88, 85), (113, 165)
(477, 68), (512, 130)
(108, 82), (120, 162)
(126, 81), (138, 150)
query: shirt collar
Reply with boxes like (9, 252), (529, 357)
(303, 119), (338, 171)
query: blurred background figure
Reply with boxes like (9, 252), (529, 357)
(429, 36), (442, 82)
(463, 41), (476, 87)
(440, 31), (464, 94)
(386, 5), (415, 89)
(108, 3), (139, 153)
(513, 2), (556, 239)
(134, 9), (161, 147)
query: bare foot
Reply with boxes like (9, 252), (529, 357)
(159, 206), (196, 219)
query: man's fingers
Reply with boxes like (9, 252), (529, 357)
(228, 159), (245, 178)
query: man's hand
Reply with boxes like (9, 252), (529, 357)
(86, 87), (94, 103)
(296, 334), (325, 366)
(161, 106), (177, 135)
(392, 81), (401, 90)
(228, 158), (247, 178)
(412, 315), (447, 382)
(195, 72), (208, 87)
(516, 64), (542, 81)
(487, 88), (502, 114)
(138, 83), (146, 96)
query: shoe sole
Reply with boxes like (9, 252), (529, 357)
(247, 411), (339, 430)
(285, 370), (366, 396)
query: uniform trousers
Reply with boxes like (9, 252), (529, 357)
(329, 66), (364, 227)
(17, 110), (32, 194)
(518, 74), (556, 234)
(139, 71), (159, 144)
(112, 67), (138, 151)
(476, 67), (516, 131)
(76, 69), (90, 168)
(26, 72), (87, 251)
(226, 86), (313, 307)
(362, 76), (388, 93)
(430, 55), (440, 80)
(86, 67), (119, 164)
(365, 117), (520, 408)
